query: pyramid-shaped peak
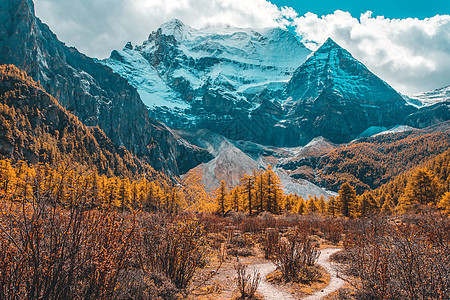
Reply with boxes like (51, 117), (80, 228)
(317, 37), (344, 52)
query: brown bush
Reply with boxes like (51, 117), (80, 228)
(234, 263), (260, 299)
(140, 215), (210, 290)
(263, 228), (279, 259)
(271, 231), (320, 283)
(0, 182), (136, 299)
(341, 214), (450, 299)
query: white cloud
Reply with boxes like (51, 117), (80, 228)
(34, 0), (285, 58)
(293, 11), (450, 94)
(33, 1), (450, 94)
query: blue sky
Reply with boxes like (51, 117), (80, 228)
(270, 0), (450, 19)
(34, 0), (450, 94)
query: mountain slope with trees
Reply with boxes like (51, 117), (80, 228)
(0, 64), (158, 178)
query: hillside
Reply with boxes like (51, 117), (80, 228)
(0, 64), (156, 178)
(280, 128), (449, 193)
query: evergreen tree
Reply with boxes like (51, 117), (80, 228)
(437, 191), (450, 215)
(317, 195), (326, 214)
(230, 187), (240, 212)
(241, 174), (254, 215)
(216, 180), (228, 216)
(357, 193), (378, 217)
(402, 168), (440, 206)
(296, 197), (306, 215)
(338, 182), (357, 217)
(381, 195), (395, 215)
(264, 166), (283, 214)
(306, 196), (318, 214)
(326, 196), (338, 217)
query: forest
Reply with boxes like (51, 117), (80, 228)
(0, 64), (449, 299)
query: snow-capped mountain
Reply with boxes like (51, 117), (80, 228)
(412, 85), (450, 106)
(282, 38), (416, 143)
(0, 0), (211, 175)
(104, 24), (419, 146)
(286, 38), (403, 104)
(103, 19), (311, 144)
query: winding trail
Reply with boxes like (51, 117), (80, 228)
(303, 248), (344, 300)
(251, 262), (295, 300)
(251, 248), (344, 300)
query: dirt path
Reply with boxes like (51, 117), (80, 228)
(303, 248), (344, 300)
(251, 262), (295, 300)
(250, 248), (344, 300)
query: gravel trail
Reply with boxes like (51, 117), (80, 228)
(250, 248), (344, 300)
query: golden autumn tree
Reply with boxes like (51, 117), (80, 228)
(240, 174), (254, 215)
(326, 195), (338, 217)
(437, 191), (450, 215)
(337, 182), (357, 218)
(181, 170), (214, 213)
(400, 168), (440, 207)
(216, 180), (228, 215)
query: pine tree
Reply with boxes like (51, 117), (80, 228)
(338, 182), (357, 218)
(357, 193), (378, 217)
(306, 196), (318, 214)
(264, 166), (283, 214)
(296, 197), (306, 215)
(254, 170), (266, 213)
(317, 195), (326, 214)
(326, 196), (338, 217)
(437, 191), (450, 215)
(381, 195), (395, 215)
(230, 187), (240, 212)
(216, 180), (228, 216)
(240, 174), (254, 215)
(403, 168), (439, 206)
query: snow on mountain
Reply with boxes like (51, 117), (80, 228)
(281, 38), (415, 144)
(411, 85), (450, 106)
(103, 19), (311, 131)
(374, 125), (416, 136)
(285, 38), (403, 107)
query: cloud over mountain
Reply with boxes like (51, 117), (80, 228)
(294, 11), (450, 94)
(34, 0), (450, 94)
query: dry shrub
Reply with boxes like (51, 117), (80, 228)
(140, 215), (210, 290)
(227, 248), (255, 257)
(263, 228), (279, 259)
(234, 263), (260, 299)
(0, 192), (135, 299)
(341, 214), (450, 299)
(320, 217), (344, 244)
(271, 231), (321, 283)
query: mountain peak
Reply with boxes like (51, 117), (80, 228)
(315, 37), (349, 57)
(158, 18), (188, 40)
(287, 35), (404, 103)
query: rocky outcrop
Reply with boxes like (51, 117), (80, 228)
(406, 101), (450, 128)
(0, 0), (211, 175)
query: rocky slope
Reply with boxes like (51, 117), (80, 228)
(178, 129), (332, 198)
(0, 0), (211, 175)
